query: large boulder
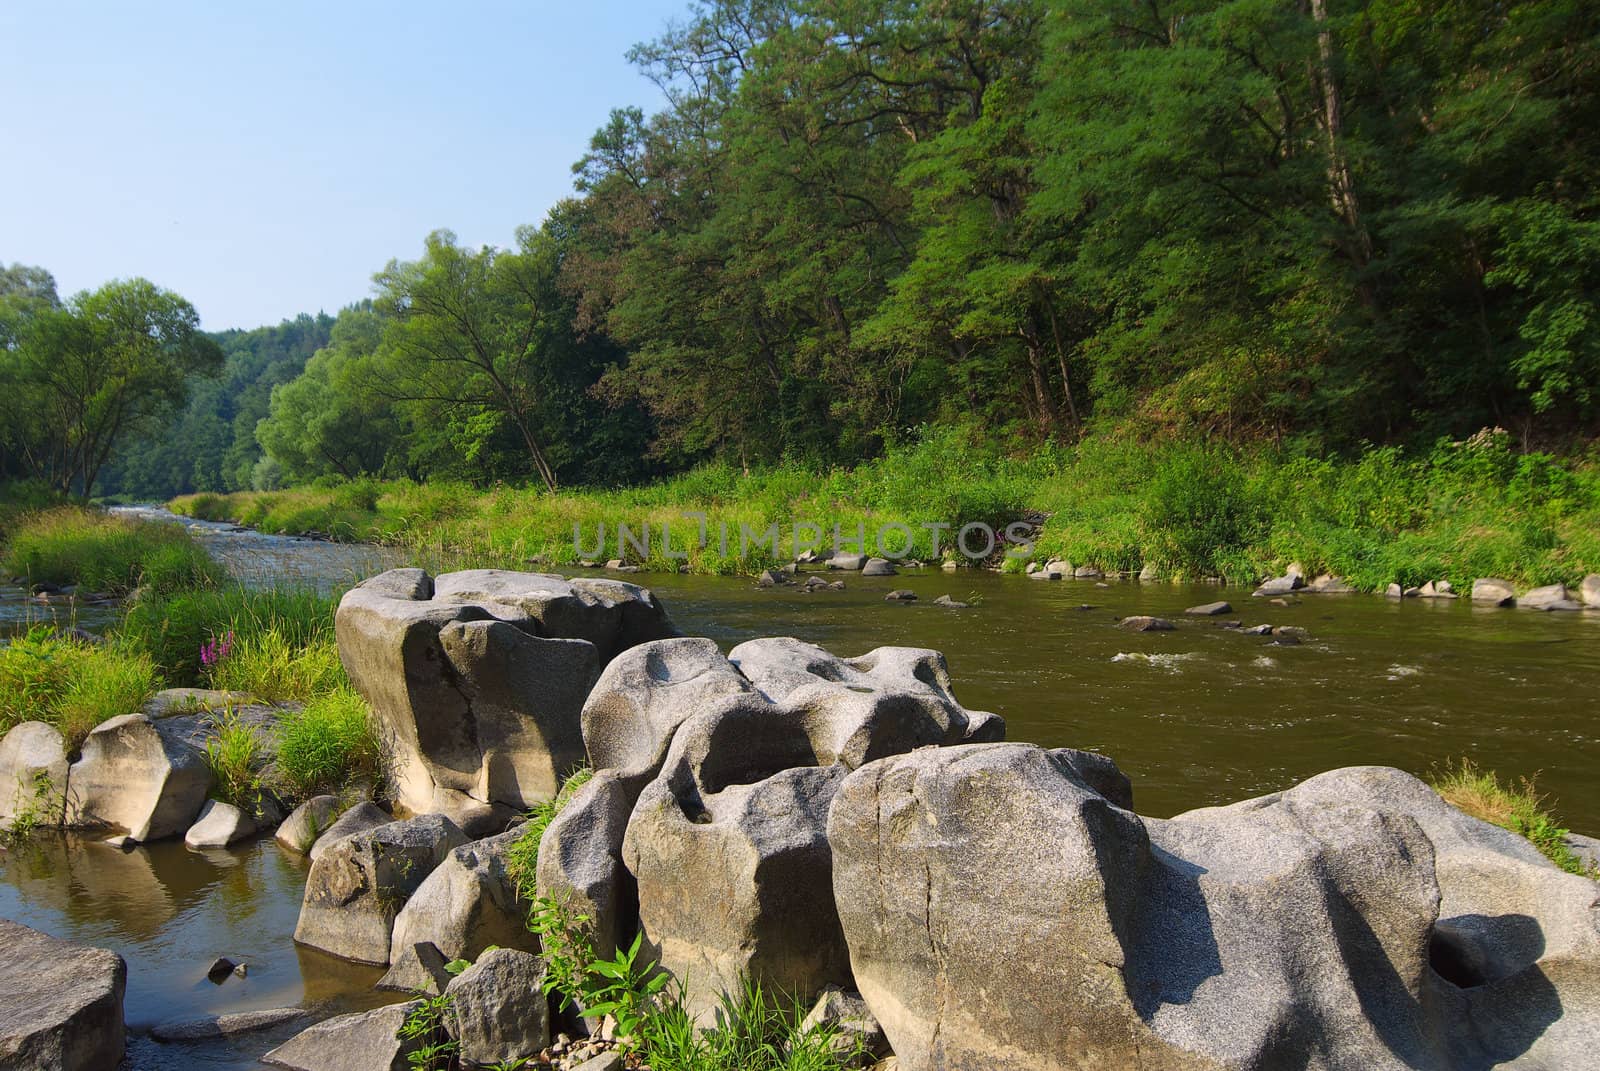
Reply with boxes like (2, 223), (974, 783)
(262, 1001), (421, 1071)
(443, 947), (550, 1067)
(0, 919), (126, 1071)
(829, 745), (1599, 1071)
(335, 568), (673, 814)
(64, 713), (212, 842)
(0, 721), (68, 827)
(536, 770), (636, 960)
(378, 822), (539, 992)
(294, 814), (468, 965)
(581, 637), (753, 794)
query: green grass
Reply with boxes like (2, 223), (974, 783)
(118, 585), (339, 684)
(0, 627), (158, 752)
(203, 706), (268, 813)
(642, 978), (864, 1071)
(272, 686), (382, 801)
(1429, 759), (1596, 877)
(204, 630), (346, 702)
(4, 506), (226, 596)
(170, 427), (1600, 589)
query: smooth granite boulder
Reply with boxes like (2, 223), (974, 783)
(378, 822), (539, 992)
(0, 920), (126, 1071)
(443, 947), (550, 1067)
(64, 713), (213, 842)
(336, 568), (673, 814)
(0, 721), (68, 827)
(294, 814), (468, 965)
(262, 1001), (421, 1071)
(829, 744), (1450, 1071)
(184, 799), (256, 848)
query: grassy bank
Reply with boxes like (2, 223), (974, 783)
(0, 507), (378, 807)
(171, 428), (1600, 589)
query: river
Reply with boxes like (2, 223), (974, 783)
(2, 505), (1596, 1067)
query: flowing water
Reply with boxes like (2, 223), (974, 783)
(2, 505), (1597, 1067)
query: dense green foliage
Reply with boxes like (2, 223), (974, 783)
(3, 506), (226, 596)
(0, 627), (158, 751)
(100, 313), (335, 498)
(173, 427), (1600, 587)
(0, 268), (224, 496)
(272, 687), (383, 801)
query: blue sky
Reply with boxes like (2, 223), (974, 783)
(1, 1), (687, 329)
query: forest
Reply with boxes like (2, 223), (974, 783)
(3, 0), (1598, 502)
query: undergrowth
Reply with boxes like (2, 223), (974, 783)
(1430, 759), (1596, 877)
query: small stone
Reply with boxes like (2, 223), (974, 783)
(941, 560), (958, 572)
(1385, 583), (1404, 598)
(861, 557), (897, 577)
(933, 595), (968, 608)
(1185, 601), (1233, 616)
(570, 1053), (624, 1071)
(1243, 624), (1273, 636)
(1117, 616), (1175, 632)
(1470, 578), (1517, 606)
(1073, 565), (1102, 578)
(206, 956), (236, 984)
(884, 589), (917, 602)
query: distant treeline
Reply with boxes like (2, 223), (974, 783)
(7, 0), (1599, 500)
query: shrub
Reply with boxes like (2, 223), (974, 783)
(1145, 448), (1266, 580)
(272, 686), (381, 801)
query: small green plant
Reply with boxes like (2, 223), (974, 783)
(272, 686), (381, 801)
(203, 707), (267, 813)
(505, 766), (594, 908)
(2, 769), (60, 842)
(1430, 759), (1597, 878)
(397, 991), (459, 1071)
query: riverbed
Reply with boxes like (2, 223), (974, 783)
(3, 505), (1597, 1068)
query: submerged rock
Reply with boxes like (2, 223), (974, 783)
(1117, 615), (1175, 632)
(262, 1001), (422, 1071)
(1185, 601), (1232, 616)
(0, 919), (126, 1071)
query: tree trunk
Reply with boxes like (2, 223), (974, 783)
(1309, 0), (1373, 270)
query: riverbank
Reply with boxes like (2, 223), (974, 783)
(168, 429), (1600, 591)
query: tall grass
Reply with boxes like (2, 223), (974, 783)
(1429, 759), (1595, 877)
(0, 627), (158, 751)
(118, 585), (338, 684)
(272, 686), (381, 800)
(203, 707), (268, 813)
(205, 631), (346, 701)
(4, 507), (225, 596)
(171, 427), (1600, 588)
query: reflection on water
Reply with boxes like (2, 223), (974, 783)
(0, 835), (392, 1068)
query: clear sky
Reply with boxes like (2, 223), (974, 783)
(1, 0), (687, 330)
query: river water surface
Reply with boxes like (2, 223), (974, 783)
(2, 505), (1596, 1067)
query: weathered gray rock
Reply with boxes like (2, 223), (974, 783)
(1566, 831), (1600, 872)
(294, 813), (468, 965)
(443, 947), (549, 1066)
(378, 822), (538, 991)
(625, 759), (852, 1022)
(883, 589), (917, 601)
(1137, 562), (1159, 581)
(1581, 574), (1600, 608)
(1185, 601), (1232, 616)
(1117, 615), (1175, 632)
(1074, 564), (1102, 578)
(860, 557), (896, 577)
(184, 799), (256, 848)
(1472, 577), (1517, 606)
(829, 744), (1453, 1071)
(932, 594), (968, 608)
(307, 800), (391, 861)
(141, 688), (257, 718)
(262, 1001), (421, 1071)
(379, 940), (454, 996)
(828, 553), (866, 571)
(336, 568), (671, 814)
(1255, 574), (1303, 596)
(581, 638), (753, 793)
(1305, 573), (1357, 594)
(64, 713), (212, 841)
(0, 721), (68, 827)
(801, 987), (891, 1062)
(1520, 582), (1576, 610)
(536, 771), (635, 960)
(150, 1006), (304, 1040)
(0, 919), (126, 1071)
(276, 795), (344, 854)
